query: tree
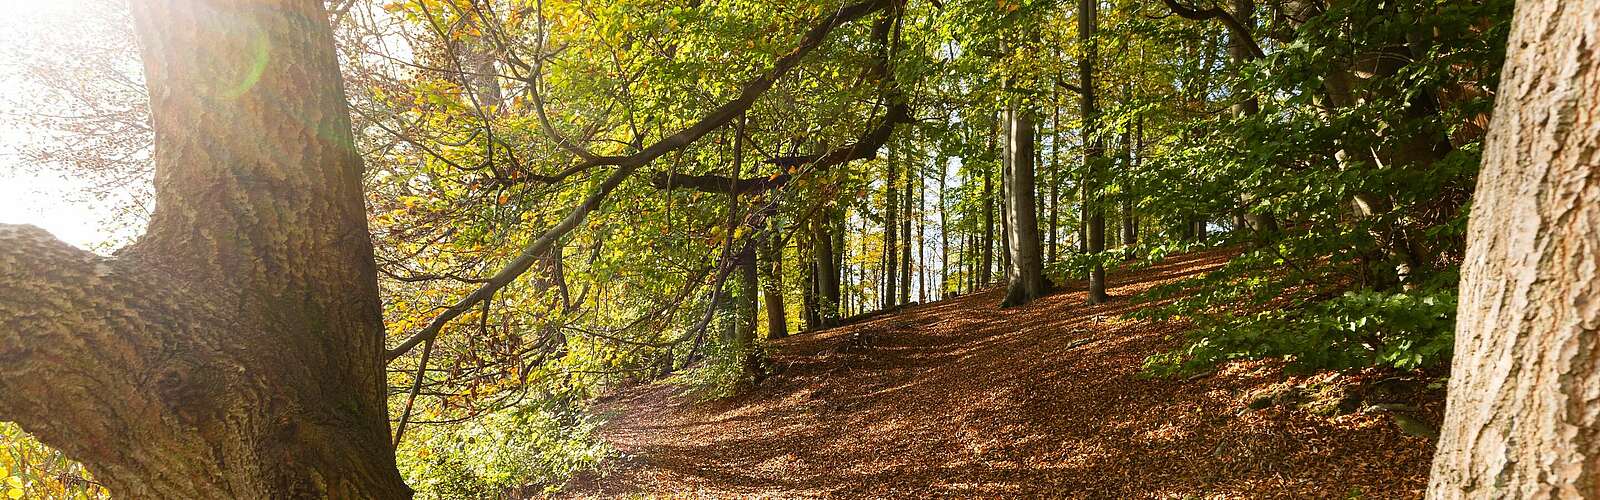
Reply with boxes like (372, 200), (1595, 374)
(1080, 0), (1111, 304)
(1001, 103), (1048, 307)
(0, 0), (411, 496)
(1427, 1), (1600, 496)
(884, 138), (900, 308)
(762, 217), (788, 339)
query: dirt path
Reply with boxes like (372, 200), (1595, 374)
(563, 250), (1438, 498)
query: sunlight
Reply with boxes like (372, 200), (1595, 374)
(0, 0), (141, 250)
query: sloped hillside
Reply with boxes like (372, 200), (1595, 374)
(564, 250), (1441, 498)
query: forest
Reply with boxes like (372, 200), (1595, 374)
(0, 0), (1595, 497)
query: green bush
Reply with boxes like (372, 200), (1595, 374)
(396, 398), (610, 499)
(1143, 287), (1456, 377)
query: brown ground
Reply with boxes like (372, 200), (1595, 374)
(562, 249), (1440, 499)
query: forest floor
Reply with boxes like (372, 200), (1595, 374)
(561, 249), (1443, 499)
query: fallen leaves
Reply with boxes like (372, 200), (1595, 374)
(562, 249), (1437, 498)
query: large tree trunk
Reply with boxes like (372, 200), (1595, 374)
(1002, 104), (1048, 307)
(1080, 0), (1110, 304)
(1427, 1), (1600, 496)
(0, 0), (410, 497)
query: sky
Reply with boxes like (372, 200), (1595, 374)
(0, 0), (135, 250)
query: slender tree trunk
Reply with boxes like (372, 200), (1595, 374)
(1119, 126), (1136, 248)
(0, 1), (412, 497)
(999, 112), (1012, 282)
(883, 140), (900, 309)
(838, 209), (851, 312)
(900, 139), (914, 305)
(938, 156), (949, 299)
(812, 211), (840, 327)
(917, 156), (927, 303)
(1049, 47), (1062, 263)
(1080, 0), (1109, 304)
(1428, 2), (1600, 495)
(981, 124), (996, 286)
(762, 217), (788, 339)
(800, 236), (819, 330)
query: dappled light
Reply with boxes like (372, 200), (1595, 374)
(1, 0), (1595, 497)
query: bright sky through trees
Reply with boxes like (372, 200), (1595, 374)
(0, 0), (132, 249)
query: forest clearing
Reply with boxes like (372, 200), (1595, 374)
(0, 0), (1596, 498)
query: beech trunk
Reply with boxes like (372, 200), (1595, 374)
(0, 0), (410, 497)
(1427, 1), (1600, 496)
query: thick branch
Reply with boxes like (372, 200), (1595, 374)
(648, 102), (914, 195)
(0, 225), (244, 498)
(1161, 0), (1265, 59)
(650, 3), (913, 196)
(383, 0), (888, 360)
(385, 0), (892, 360)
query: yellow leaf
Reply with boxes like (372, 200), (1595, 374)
(6, 488), (23, 499)
(382, 2), (405, 12)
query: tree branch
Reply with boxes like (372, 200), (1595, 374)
(1160, 0), (1265, 59)
(0, 225), (241, 497)
(385, 0), (892, 360)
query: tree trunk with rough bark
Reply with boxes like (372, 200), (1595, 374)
(0, 0), (411, 497)
(1427, 1), (1600, 496)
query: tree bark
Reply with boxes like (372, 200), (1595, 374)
(1080, 0), (1109, 304)
(917, 156), (927, 303)
(762, 219), (788, 339)
(884, 141), (899, 309)
(812, 210), (841, 327)
(901, 143), (914, 305)
(938, 156), (950, 298)
(1226, 0), (1279, 240)
(0, 0), (410, 497)
(1002, 104), (1048, 307)
(1049, 69), (1062, 263)
(998, 109), (1013, 282)
(1427, 1), (1600, 496)
(981, 122), (996, 286)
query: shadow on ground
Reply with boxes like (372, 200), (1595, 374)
(561, 249), (1436, 499)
